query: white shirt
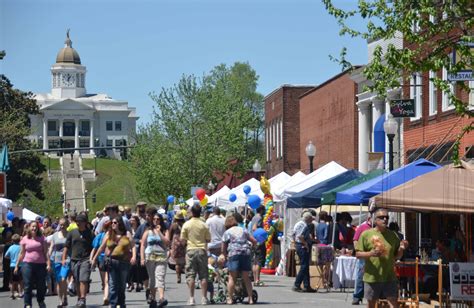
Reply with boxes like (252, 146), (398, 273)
(206, 214), (225, 249)
(293, 220), (307, 244)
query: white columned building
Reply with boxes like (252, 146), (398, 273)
(29, 31), (138, 158)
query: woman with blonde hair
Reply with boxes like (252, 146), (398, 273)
(48, 218), (70, 307)
(14, 221), (51, 308)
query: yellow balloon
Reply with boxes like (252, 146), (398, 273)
(260, 176), (271, 195)
(200, 196), (208, 206)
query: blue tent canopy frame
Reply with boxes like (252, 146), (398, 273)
(335, 159), (441, 205)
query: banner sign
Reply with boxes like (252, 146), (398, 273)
(0, 173), (6, 197)
(449, 262), (474, 300)
(390, 99), (415, 117)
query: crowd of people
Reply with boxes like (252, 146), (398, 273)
(0, 201), (265, 308)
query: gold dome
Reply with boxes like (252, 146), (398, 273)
(56, 30), (81, 64)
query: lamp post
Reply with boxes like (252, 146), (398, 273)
(383, 114), (398, 171)
(252, 159), (261, 179)
(305, 141), (316, 173)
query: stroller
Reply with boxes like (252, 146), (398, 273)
(213, 269), (258, 304)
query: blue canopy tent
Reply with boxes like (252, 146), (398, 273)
(287, 169), (362, 208)
(336, 159), (441, 205)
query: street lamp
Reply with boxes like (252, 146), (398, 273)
(252, 159), (261, 179)
(305, 141), (316, 173)
(383, 113), (398, 171)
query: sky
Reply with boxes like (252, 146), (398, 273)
(0, 0), (368, 126)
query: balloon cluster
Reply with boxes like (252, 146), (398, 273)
(260, 176), (275, 268)
(195, 188), (208, 207)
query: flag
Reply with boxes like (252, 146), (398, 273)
(0, 145), (10, 172)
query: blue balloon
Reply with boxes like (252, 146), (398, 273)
(229, 193), (237, 202)
(6, 211), (14, 221)
(243, 185), (251, 195)
(253, 228), (268, 244)
(167, 195), (175, 204)
(248, 194), (261, 209)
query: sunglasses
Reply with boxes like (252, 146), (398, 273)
(153, 217), (161, 221)
(376, 215), (389, 220)
(111, 221), (119, 224)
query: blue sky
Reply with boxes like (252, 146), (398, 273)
(1, 0), (367, 126)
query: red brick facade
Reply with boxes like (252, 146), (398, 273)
(264, 85), (314, 178)
(299, 72), (358, 172)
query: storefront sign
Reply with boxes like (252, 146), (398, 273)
(448, 42), (474, 81)
(0, 173), (6, 197)
(450, 262), (474, 300)
(390, 99), (415, 117)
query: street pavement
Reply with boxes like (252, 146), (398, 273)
(0, 271), (357, 308)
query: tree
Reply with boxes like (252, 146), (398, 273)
(131, 62), (264, 202)
(0, 74), (46, 200)
(323, 0), (473, 163)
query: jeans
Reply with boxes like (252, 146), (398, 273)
(108, 259), (131, 308)
(353, 259), (365, 300)
(22, 262), (47, 306)
(294, 244), (310, 289)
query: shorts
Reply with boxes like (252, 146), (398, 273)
(364, 281), (398, 300)
(10, 267), (22, 282)
(228, 254), (252, 272)
(53, 262), (70, 282)
(71, 259), (91, 283)
(185, 249), (208, 282)
(207, 281), (214, 293)
(253, 244), (266, 267)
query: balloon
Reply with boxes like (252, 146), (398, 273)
(6, 211), (14, 221)
(229, 193), (237, 203)
(167, 195), (175, 204)
(195, 188), (206, 201)
(200, 196), (208, 206)
(253, 228), (268, 244)
(248, 194), (261, 209)
(243, 185), (251, 195)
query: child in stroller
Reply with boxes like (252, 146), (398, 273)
(212, 255), (258, 304)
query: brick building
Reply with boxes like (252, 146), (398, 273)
(299, 70), (359, 172)
(264, 85), (314, 178)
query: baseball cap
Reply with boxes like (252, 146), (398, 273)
(76, 214), (88, 223)
(302, 212), (314, 221)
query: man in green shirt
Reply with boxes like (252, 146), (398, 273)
(355, 208), (408, 308)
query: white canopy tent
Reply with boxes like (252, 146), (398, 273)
(0, 198), (12, 214)
(280, 161), (347, 253)
(217, 178), (263, 210)
(22, 208), (41, 222)
(185, 185), (231, 207)
(268, 172), (291, 193)
(272, 171), (306, 204)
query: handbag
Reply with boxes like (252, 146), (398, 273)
(104, 235), (122, 270)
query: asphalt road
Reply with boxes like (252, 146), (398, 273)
(0, 271), (357, 308)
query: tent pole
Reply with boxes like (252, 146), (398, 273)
(331, 204), (338, 248)
(417, 213), (422, 254)
(359, 203), (362, 225)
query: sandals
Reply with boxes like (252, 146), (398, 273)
(226, 298), (233, 305)
(253, 281), (265, 287)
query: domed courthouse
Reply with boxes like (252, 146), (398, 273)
(29, 31), (138, 158)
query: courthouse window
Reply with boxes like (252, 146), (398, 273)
(106, 121), (113, 131)
(115, 121), (122, 131)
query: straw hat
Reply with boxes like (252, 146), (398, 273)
(174, 211), (185, 220)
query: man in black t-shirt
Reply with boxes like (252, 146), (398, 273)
(62, 214), (94, 308)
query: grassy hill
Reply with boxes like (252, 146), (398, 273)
(83, 158), (145, 214)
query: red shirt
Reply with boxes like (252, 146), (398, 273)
(353, 221), (372, 242)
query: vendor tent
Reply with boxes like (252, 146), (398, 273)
(287, 169), (362, 208)
(336, 159), (440, 205)
(22, 208), (41, 222)
(268, 172), (291, 193)
(279, 161), (347, 200)
(273, 171), (306, 203)
(321, 169), (385, 205)
(218, 178), (263, 209)
(371, 161), (474, 213)
(185, 185), (231, 207)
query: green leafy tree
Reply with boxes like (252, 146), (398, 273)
(323, 0), (473, 163)
(0, 74), (46, 200)
(131, 62), (264, 202)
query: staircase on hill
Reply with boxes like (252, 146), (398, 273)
(62, 156), (85, 213)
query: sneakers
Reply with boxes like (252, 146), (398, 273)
(158, 298), (168, 307)
(301, 287), (317, 293)
(352, 298), (362, 305)
(39, 302), (47, 308)
(187, 297), (195, 306)
(292, 286), (302, 292)
(201, 297), (209, 305)
(76, 297), (86, 308)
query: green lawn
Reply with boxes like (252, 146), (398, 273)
(40, 156), (61, 170)
(85, 159), (145, 213)
(82, 158), (95, 170)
